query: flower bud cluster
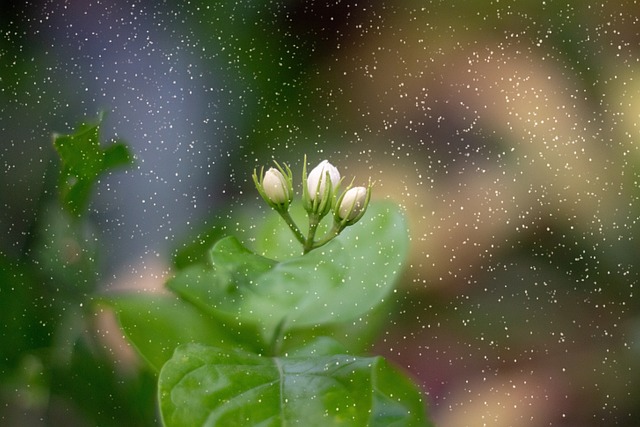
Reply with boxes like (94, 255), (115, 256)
(253, 157), (373, 253)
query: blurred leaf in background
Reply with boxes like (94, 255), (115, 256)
(53, 113), (134, 217)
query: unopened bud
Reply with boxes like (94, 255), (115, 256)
(253, 162), (293, 211)
(306, 160), (340, 202)
(263, 167), (290, 205)
(338, 186), (368, 221)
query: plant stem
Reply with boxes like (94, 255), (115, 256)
(278, 210), (306, 245)
(303, 214), (321, 253)
(309, 224), (342, 251)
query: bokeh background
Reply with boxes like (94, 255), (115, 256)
(2, 0), (639, 425)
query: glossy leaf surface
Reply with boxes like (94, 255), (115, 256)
(166, 202), (409, 349)
(158, 343), (429, 427)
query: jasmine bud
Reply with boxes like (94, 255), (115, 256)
(338, 186), (368, 221)
(306, 160), (340, 202)
(253, 162), (294, 211)
(263, 167), (291, 205)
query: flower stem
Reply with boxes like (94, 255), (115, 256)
(303, 214), (321, 253)
(278, 210), (306, 245)
(309, 224), (342, 251)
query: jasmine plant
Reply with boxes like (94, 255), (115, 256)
(42, 123), (434, 426)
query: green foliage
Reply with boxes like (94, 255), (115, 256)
(158, 344), (427, 427)
(0, 114), (155, 426)
(0, 256), (56, 374)
(49, 338), (158, 427)
(111, 202), (408, 356)
(107, 201), (431, 426)
(46, 114), (427, 425)
(105, 294), (247, 372)
(53, 112), (134, 216)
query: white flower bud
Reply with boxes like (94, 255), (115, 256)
(307, 160), (340, 201)
(262, 167), (291, 205)
(338, 186), (367, 221)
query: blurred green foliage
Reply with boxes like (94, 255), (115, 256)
(53, 113), (134, 217)
(0, 115), (156, 426)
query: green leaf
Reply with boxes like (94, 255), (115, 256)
(103, 294), (250, 372)
(53, 113), (134, 216)
(167, 236), (279, 350)
(259, 201), (409, 330)
(167, 202), (409, 351)
(158, 343), (429, 427)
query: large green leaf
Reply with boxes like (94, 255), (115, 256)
(158, 343), (429, 427)
(167, 202), (409, 350)
(104, 294), (254, 372)
(257, 201), (409, 330)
